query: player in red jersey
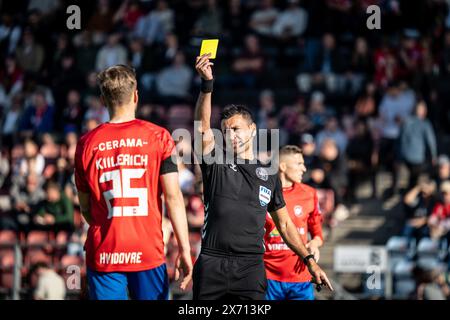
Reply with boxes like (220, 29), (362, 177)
(264, 145), (324, 300)
(74, 65), (192, 300)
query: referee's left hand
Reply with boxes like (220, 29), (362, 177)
(175, 251), (193, 291)
(306, 260), (334, 291)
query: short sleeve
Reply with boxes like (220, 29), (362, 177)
(267, 176), (286, 213)
(74, 139), (89, 193)
(161, 129), (175, 161)
(308, 190), (323, 241)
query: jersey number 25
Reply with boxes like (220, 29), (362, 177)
(99, 168), (148, 219)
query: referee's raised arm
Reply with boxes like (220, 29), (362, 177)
(194, 54), (215, 156)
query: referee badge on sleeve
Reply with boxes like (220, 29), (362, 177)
(259, 186), (272, 206)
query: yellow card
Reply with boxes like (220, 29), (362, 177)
(200, 39), (219, 59)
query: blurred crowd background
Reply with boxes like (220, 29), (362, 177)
(0, 0), (450, 300)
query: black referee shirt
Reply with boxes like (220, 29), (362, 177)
(199, 148), (286, 256)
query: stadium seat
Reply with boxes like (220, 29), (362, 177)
(386, 236), (409, 252)
(387, 236), (415, 269)
(60, 255), (83, 269)
(393, 279), (416, 299)
(0, 271), (14, 290)
(0, 250), (15, 269)
(393, 259), (415, 278)
(0, 230), (17, 245)
(26, 231), (50, 246)
(417, 237), (440, 261)
(24, 249), (51, 266)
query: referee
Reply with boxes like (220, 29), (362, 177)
(192, 54), (333, 300)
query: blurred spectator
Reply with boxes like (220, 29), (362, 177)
(95, 33), (127, 71)
(74, 32), (99, 78)
(232, 34), (265, 88)
(256, 89), (276, 129)
(33, 181), (74, 233)
(30, 262), (66, 300)
(40, 133), (60, 163)
(344, 37), (373, 95)
(87, 0), (114, 40)
(249, 0), (279, 38)
(297, 33), (343, 93)
(307, 91), (332, 132)
(0, 150), (9, 190)
(15, 29), (45, 74)
(156, 51), (193, 103)
(376, 81), (415, 195)
(441, 31), (450, 75)
(176, 139), (195, 194)
(373, 39), (399, 88)
(2, 93), (24, 146)
(51, 53), (83, 111)
(113, 0), (144, 32)
(62, 90), (84, 134)
(9, 173), (45, 232)
(27, 0), (61, 16)
(300, 133), (317, 169)
(346, 119), (377, 202)
(398, 30), (424, 80)
(84, 96), (109, 125)
(434, 155), (450, 187)
(82, 72), (101, 102)
(186, 180), (205, 232)
(223, 0), (249, 45)
(0, 55), (24, 108)
(399, 100), (437, 189)
(193, 0), (222, 37)
(134, 0), (173, 45)
(354, 82), (377, 119)
(428, 181), (450, 241)
(402, 179), (437, 241)
(16, 139), (45, 177)
(0, 13), (22, 56)
(19, 89), (55, 135)
(272, 0), (308, 40)
(316, 116), (348, 155)
(317, 138), (348, 220)
(413, 265), (450, 300)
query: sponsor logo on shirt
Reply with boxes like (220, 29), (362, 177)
(267, 243), (290, 251)
(294, 205), (303, 217)
(269, 227), (280, 237)
(256, 167), (269, 181)
(94, 138), (148, 151)
(259, 186), (271, 206)
(99, 252), (143, 265)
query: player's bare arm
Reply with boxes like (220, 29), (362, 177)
(77, 191), (93, 225)
(269, 206), (333, 291)
(306, 236), (323, 263)
(194, 54), (215, 155)
(160, 172), (193, 291)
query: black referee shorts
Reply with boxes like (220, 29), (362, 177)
(192, 252), (267, 300)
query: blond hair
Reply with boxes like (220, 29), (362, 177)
(279, 145), (303, 158)
(97, 65), (137, 109)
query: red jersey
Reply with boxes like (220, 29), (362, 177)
(264, 183), (323, 283)
(74, 119), (175, 272)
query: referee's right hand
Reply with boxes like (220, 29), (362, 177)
(306, 260), (334, 291)
(195, 54), (214, 80)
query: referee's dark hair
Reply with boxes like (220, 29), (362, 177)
(220, 104), (254, 124)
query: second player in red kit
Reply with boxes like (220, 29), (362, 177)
(264, 145), (324, 300)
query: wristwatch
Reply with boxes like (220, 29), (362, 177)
(303, 254), (316, 265)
